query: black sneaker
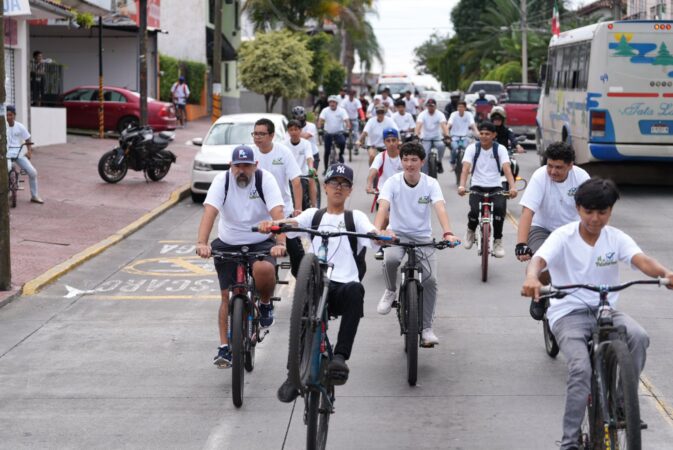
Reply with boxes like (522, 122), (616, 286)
(277, 378), (300, 403)
(328, 354), (349, 385)
(213, 345), (232, 368)
(259, 302), (275, 328)
(530, 298), (545, 321)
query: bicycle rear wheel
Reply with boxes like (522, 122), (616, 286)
(579, 376), (601, 450)
(481, 222), (490, 282)
(306, 385), (332, 450)
(244, 310), (255, 372)
(289, 255), (322, 391)
(605, 340), (641, 449)
(428, 151), (438, 179)
(315, 178), (322, 209)
(404, 280), (420, 386)
(231, 296), (246, 408)
(9, 170), (18, 208)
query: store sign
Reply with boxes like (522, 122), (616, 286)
(4, 0), (31, 16)
(109, 0), (160, 28)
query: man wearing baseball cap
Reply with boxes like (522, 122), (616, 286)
(196, 145), (288, 368)
(359, 104), (398, 166)
(415, 98), (450, 174)
(256, 163), (381, 402)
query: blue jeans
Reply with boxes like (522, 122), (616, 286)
(324, 132), (345, 171)
(450, 137), (470, 165)
(421, 138), (446, 174)
(7, 156), (39, 198)
(349, 119), (360, 143)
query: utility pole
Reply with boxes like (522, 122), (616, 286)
(98, 16), (104, 138)
(0, 7), (11, 290)
(139, 0), (148, 126)
(213, 0), (222, 86)
(521, 0), (528, 84)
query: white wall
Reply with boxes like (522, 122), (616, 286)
(158, 0), (207, 63)
(30, 107), (67, 146)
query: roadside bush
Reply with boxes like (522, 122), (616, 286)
(159, 54), (207, 105)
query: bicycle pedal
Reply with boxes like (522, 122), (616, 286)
(391, 301), (399, 309)
(271, 296), (281, 303)
(420, 342), (436, 348)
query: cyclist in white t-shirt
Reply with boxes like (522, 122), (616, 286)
(380, 87), (395, 113)
(286, 119), (317, 209)
(318, 95), (351, 173)
(447, 101), (479, 169)
(392, 99), (416, 134)
(196, 145), (287, 368)
(374, 141), (460, 346)
(403, 90), (419, 118)
(291, 106), (320, 170)
(516, 142), (590, 320)
(458, 121), (517, 258)
(415, 98), (449, 174)
(340, 89), (362, 144)
(359, 105), (398, 166)
(522, 178), (673, 450)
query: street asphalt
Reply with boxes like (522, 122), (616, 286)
(1, 146), (673, 449)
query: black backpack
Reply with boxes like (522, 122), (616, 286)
(471, 141), (503, 176)
(223, 169), (266, 205)
(311, 208), (367, 281)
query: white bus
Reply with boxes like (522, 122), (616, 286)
(536, 20), (673, 181)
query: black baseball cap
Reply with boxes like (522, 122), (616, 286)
(324, 164), (354, 185)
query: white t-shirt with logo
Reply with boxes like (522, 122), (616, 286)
(462, 142), (511, 188)
(6, 121), (31, 158)
(284, 137), (313, 176)
(302, 122), (320, 156)
(520, 166), (591, 231)
(204, 169), (284, 245)
(392, 111), (416, 132)
(416, 110), (447, 139)
(290, 208), (377, 283)
(448, 111), (476, 137)
(370, 151), (403, 189)
(340, 97), (362, 120)
(319, 107), (349, 134)
(254, 143), (302, 216)
(537, 222), (642, 329)
(363, 116), (398, 148)
(379, 172), (444, 239)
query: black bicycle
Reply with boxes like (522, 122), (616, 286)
(300, 172), (321, 210)
(7, 144), (28, 208)
(263, 224), (391, 450)
(539, 278), (670, 450)
(387, 239), (459, 386)
(211, 247), (287, 408)
(421, 138), (445, 179)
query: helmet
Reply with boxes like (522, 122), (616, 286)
(489, 106), (506, 121)
(450, 90), (461, 99)
(478, 89), (486, 98)
(292, 105), (306, 118)
(328, 95), (340, 103)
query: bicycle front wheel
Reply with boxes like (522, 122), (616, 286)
(9, 170), (18, 208)
(231, 295), (246, 408)
(428, 151), (438, 179)
(481, 222), (490, 282)
(289, 254), (322, 391)
(605, 340), (641, 449)
(454, 150), (463, 186)
(404, 280), (420, 386)
(315, 179), (322, 209)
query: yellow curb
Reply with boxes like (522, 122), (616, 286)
(21, 183), (191, 296)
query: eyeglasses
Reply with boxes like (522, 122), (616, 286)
(251, 132), (270, 137)
(325, 180), (352, 189)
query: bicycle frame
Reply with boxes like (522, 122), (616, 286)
(476, 196), (494, 257)
(397, 246), (424, 336)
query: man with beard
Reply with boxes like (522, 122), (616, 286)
(196, 145), (287, 367)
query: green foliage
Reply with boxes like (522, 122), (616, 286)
(159, 55), (207, 104)
(483, 61), (522, 84)
(239, 30), (314, 112)
(75, 12), (95, 29)
(307, 32), (334, 94)
(322, 59), (346, 95)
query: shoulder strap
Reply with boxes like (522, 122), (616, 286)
(311, 208), (327, 229)
(493, 142), (501, 173)
(377, 151), (386, 180)
(344, 210), (358, 258)
(224, 170), (265, 205)
(471, 142), (501, 174)
(223, 171), (230, 204)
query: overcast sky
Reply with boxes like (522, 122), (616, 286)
(368, 0), (585, 75)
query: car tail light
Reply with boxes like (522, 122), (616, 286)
(590, 111), (606, 137)
(159, 106), (169, 117)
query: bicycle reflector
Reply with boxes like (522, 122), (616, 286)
(590, 111), (606, 137)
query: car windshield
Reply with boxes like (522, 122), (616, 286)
(469, 84), (503, 94)
(378, 83), (412, 95)
(205, 123), (254, 145)
(506, 88), (541, 103)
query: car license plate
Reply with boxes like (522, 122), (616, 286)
(651, 125), (669, 134)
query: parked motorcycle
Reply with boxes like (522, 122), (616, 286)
(98, 125), (176, 183)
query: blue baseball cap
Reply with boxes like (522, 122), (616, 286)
(324, 163), (354, 184)
(382, 128), (399, 139)
(231, 145), (256, 165)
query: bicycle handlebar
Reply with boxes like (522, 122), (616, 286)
(211, 248), (272, 261)
(539, 278), (670, 299)
(465, 190), (511, 198)
(252, 224), (394, 242)
(386, 239), (461, 250)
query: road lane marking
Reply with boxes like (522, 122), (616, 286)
(507, 208), (673, 430)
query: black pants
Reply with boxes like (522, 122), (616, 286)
(323, 133), (345, 171)
(468, 186), (507, 240)
(286, 237), (305, 278)
(327, 281), (364, 360)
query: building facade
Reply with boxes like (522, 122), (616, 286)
(627, 0), (673, 19)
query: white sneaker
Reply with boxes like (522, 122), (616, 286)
(377, 289), (396, 315)
(493, 239), (505, 258)
(463, 229), (475, 249)
(421, 328), (439, 346)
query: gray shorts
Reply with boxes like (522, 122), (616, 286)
(528, 226), (551, 253)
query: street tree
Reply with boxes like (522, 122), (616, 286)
(0, 12), (10, 290)
(238, 30), (314, 112)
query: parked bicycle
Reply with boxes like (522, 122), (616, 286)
(210, 247), (288, 408)
(538, 279), (670, 450)
(263, 224), (391, 450)
(386, 239), (459, 386)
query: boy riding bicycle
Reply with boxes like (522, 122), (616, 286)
(521, 178), (673, 450)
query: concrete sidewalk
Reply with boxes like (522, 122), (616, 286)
(1, 118), (212, 305)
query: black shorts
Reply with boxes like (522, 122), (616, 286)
(212, 238), (276, 290)
(175, 103), (186, 111)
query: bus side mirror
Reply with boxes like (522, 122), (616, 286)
(538, 64), (548, 87)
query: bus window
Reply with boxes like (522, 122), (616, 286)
(569, 45), (579, 90)
(554, 47), (564, 89)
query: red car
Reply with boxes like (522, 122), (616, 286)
(62, 86), (177, 132)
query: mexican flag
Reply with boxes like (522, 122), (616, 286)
(551, 0), (560, 36)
